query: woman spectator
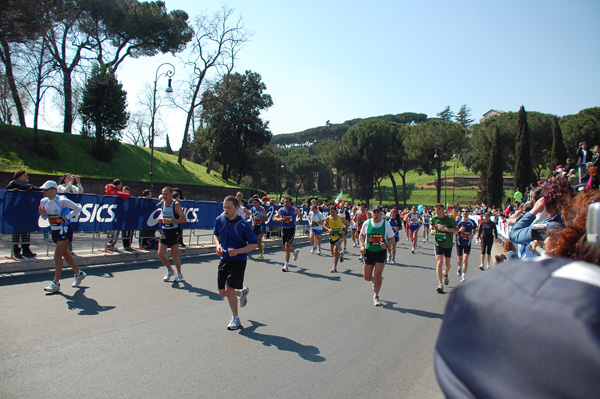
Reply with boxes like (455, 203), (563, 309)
(584, 166), (599, 190)
(5, 170), (38, 258)
(57, 173), (84, 194)
(104, 179), (131, 251)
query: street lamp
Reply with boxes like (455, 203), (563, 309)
(150, 63), (175, 191)
(434, 142), (455, 207)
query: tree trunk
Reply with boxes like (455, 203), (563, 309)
(436, 162), (442, 204)
(389, 172), (399, 208)
(400, 172), (407, 207)
(63, 71), (73, 133)
(0, 39), (27, 127)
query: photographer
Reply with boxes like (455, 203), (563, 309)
(57, 173), (84, 194)
(576, 141), (591, 181)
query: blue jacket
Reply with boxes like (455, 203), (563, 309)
(509, 212), (564, 245)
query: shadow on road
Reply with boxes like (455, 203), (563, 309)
(382, 300), (444, 320)
(173, 280), (223, 301)
(239, 320), (326, 362)
(341, 269), (365, 279)
(55, 287), (116, 315)
(296, 267), (341, 281)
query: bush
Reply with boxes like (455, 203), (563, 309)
(90, 140), (120, 162)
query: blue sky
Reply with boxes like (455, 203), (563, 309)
(115, 0), (599, 147)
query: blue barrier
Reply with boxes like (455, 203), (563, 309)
(0, 190), (316, 234)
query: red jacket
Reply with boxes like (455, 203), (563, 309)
(104, 185), (131, 199)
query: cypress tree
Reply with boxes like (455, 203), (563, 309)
(549, 117), (568, 171)
(487, 127), (504, 208)
(165, 134), (173, 154)
(514, 106), (536, 192)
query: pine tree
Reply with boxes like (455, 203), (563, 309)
(437, 106), (455, 122)
(487, 127), (504, 208)
(549, 117), (568, 171)
(514, 106), (536, 192)
(455, 104), (474, 129)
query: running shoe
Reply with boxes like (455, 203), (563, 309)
(106, 245), (117, 252)
(164, 269), (175, 281)
(344, 248), (348, 253)
(352, 242), (357, 247)
(239, 286), (249, 307)
(330, 266), (337, 273)
(478, 264), (484, 271)
(257, 254), (264, 260)
(339, 251), (344, 263)
(175, 272), (184, 282)
(486, 264), (490, 269)
(317, 248), (322, 255)
(227, 317), (241, 330)
(411, 247), (415, 254)
(44, 281), (60, 293)
(391, 258), (395, 265)
(359, 254), (363, 261)
(311, 246), (315, 254)
(72, 271), (86, 287)
(436, 285), (444, 293)
(460, 276), (466, 283)
(443, 274), (449, 285)
(457, 266), (462, 276)
(293, 249), (299, 261)
(373, 295), (382, 306)
(282, 264), (288, 272)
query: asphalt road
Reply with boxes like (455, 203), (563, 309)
(0, 234), (489, 399)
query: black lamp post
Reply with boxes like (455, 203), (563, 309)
(150, 63), (175, 191)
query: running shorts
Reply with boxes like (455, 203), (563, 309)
(409, 224), (420, 232)
(160, 227), (181, 247)
(253, 224), (265, 236)
(310, 228), (323, 235)
(51, 225), (73, 243)
(364, 249), (387, 266)
(282, 227), (295, 245)
(435, 245), (453, 258)
(456, 244), (471, 256)
(217, 260), (247, 290)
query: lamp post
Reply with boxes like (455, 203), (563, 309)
(434, 142), (455, 207)
(150, 63), (175, 191)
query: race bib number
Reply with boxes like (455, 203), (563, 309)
(254, 217), (262, 224)
(311, 221), (318, 227)
(435, 232), (447, 242)
(460, 232), (470, 239)
(48, 215), (62, 226)
(163, 217), (173, 226)
(368, 233), (384, 245)
(283, 215), (292, 223)
(331, 229), (341, 239)
(392, 226), (399, 232)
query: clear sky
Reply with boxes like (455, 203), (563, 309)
(111, 0), (600, 148)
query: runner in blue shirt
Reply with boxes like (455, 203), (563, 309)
(455, 208), (477, 282)
(214, 195), (258, 330)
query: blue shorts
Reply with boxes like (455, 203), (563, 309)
(51, 225), (73, 243)
(423, 223), (430, 228)
(310, 228), (323, 235)
(409, 224), (420, 232)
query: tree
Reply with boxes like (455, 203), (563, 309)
(165, 134), (173, 154)
(487, 127), (504, 208)
(549, 116), (568, 172)
(79, 64), (128, 159)
(405, 120), (469, 203)
(559, 107), (600, 156)
(177, 6), (248, 164)
(455, 104), (474, 129)
(437, 106), (455, 122)
(198, 70), (272, 183)
(513, 106), (536, 193)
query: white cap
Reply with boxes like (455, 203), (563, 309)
(40, 180), (58, 190)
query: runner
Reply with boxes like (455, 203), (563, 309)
(431, 203), (464, 293)
(422, 207), (432, 242)
(401, 207), (410, 241)
(404, 206), (422, 254)
(387, 209), (401, 264)
(353, 203), (370, 261)
(324, 206), (347, 272)
(157, 187), (187, 282)
(340, 202), (351, 253)
(273, 196), (303, 271)
(477, 211), (498, 270)
(455, 208), (477, 282)
(350, 205), (359, 247)
(38, 180), (85, 293)
(236, 191), (252, 220)
(250, 196), (268, 260)
(360, 205), (396, 306)
(214, 195), (258, 330)
(308, 204), (325, 255)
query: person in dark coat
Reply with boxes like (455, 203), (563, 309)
(5, 170), (38, 257)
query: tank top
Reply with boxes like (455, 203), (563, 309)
(162, 200), (180, 230)
(357, 211), (368, 228)
(409, 212), (420, 225)
(252, 206), (264, 225)
(41, 196), (71, 230)
(328, 215), (344, 240)
(280, 206), (296, 228)
(366, 220), (386, 252)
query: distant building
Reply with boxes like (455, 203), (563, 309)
(480, 109), (505, 123)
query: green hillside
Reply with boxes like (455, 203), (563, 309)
(0, 124), (239, 187)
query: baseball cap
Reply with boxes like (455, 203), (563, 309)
(40, 180), (58, 190)
(262, 196), (269, 202)
(372, 205), (384, 213)
(391, 208), (398, 214)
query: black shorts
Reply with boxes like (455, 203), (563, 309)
(51, 225), (73, 243)
(217, 260), (247, 290)
(364, 249), (387, 266)
(160, 227), (181, 247)
(282, 227), (295, 245)
(435, 246), (453, 258)
(253, 224), (265, 236)
(456, 244), (471, 256)
(481, 238), (494, 255)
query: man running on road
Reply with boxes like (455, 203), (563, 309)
(273, 196), (303, 271)
(431, 203), (464, 293)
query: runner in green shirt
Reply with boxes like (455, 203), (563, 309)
(431, 203), (464, 293)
